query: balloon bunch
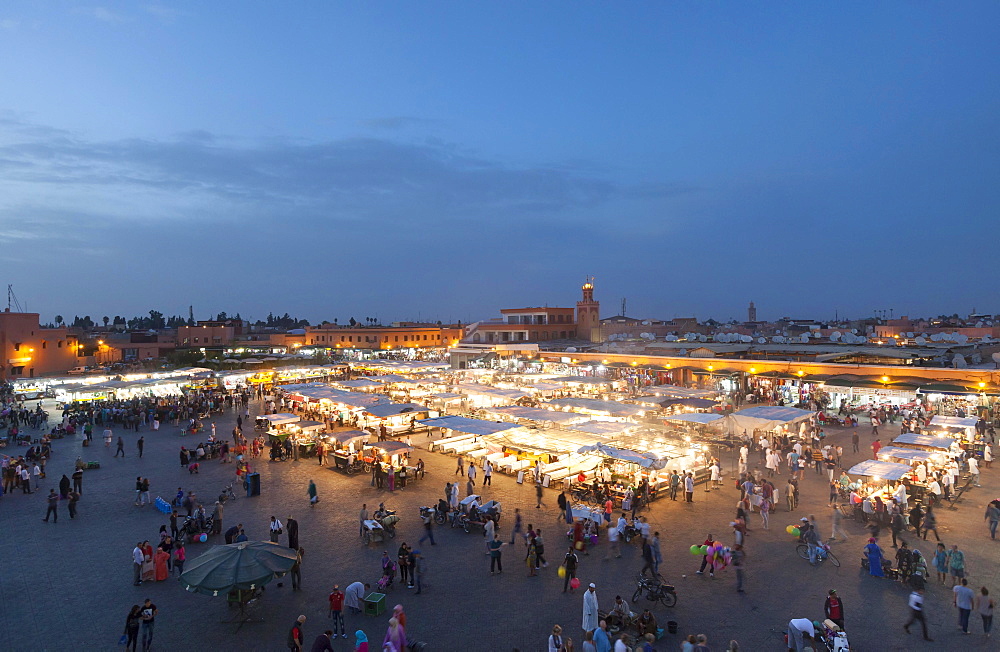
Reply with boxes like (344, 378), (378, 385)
(690, 541), (730, 568)
(705, 541), (732, 569)
(785, 524), (801, 537)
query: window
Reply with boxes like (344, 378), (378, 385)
(13, 343), (20, 352)
(395, 336), (399, 342)
(42, 341), (47, 349)
(58, 341), (63, 348)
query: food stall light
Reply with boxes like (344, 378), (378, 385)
(979, 382), (987, 389)
(881, 376), (889, 383)
(796, 370), (804, 376)
(749, 367), (756, 374)
(707, 365), (714, 371)
(684, 436), (691, 442)
(602, 360), (609, 364)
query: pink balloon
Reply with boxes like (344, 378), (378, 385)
(570, 577), (581, 589)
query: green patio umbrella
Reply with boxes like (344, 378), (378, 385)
(180, 541), (298, 597)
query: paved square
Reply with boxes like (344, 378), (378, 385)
(1, 400), (997, 651)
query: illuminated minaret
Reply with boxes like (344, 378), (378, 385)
(576, 277), (601, 342)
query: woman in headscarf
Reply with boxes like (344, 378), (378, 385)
(383, 617), (406, 651)
(354, 630), (369, 652)
(141, 541), (155, 582)
(391, 605), (406, 630)
(865, 537), (885, 577)
(154, 547), (170, 581)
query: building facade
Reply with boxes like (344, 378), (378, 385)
(0, 311), (79, 379)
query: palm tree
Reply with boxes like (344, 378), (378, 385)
(54, 315), (63, 327)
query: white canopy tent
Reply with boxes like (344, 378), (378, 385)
(724, 406), (812, 434)
(846, 459), (912, 481)
(417, 415), (522, 437)
(663, 413), (725, 426)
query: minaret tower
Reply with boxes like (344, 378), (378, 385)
(748, 301), (757, 322)
(576, 276), (601, 342)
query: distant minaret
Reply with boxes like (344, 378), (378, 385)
(576, 277), (601, 342)
(748, 301), (757, 322)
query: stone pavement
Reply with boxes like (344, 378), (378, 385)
(1, 401), (998, 651)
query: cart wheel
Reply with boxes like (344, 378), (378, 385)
(435, 515), (445, 525)
(632, 588), (642, 603)
(363, 462), (372, 473)
(346, 466), (355, 475)
(388, 528), (396, 539)
(363, 531), (371, 545)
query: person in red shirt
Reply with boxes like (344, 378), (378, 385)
(872, 439), (882, 459)
(327, 586), (346, 639)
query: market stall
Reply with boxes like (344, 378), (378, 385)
(724, 406), (812, 437)
(329, 430), (370, 473)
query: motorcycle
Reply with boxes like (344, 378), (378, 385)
(631, 574), (677, 608)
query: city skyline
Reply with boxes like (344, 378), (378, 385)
(1, 3), (998, 321)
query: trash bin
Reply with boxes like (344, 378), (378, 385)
(667, 621), (678, 634)
(246, 472), (260, 497)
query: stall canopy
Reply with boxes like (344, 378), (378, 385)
(577, 442), (667, 469)
(724, 406), (812, 433)
(293, 420), (325, 431)
(663, 413), (725, 425)
(417, 415), (521, 436)
(546, 398), (646, 418)
(566, 420), (639, 436)
(454, 383), (529, 401)
(262, 413), (300, 426)
(891, 433), (956, 450)
(656, 397), (718, 409)
(367, 441), (413, 454)
(644, 385), (718, 399)
(928, 415), (978, 429)
(877, 446), (938, 463)
(482, 406), (585, 426)
(362, 403), (428, 418)
(334, 379), (384, 390)
(330, 430), (370, 446)
(846, 459), (913, 481)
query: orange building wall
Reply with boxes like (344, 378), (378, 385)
(0, 311), (79, 379)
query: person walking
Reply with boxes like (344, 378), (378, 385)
(455, 455), (465, 476)
(684, 472), (694, 503)
(536, 482), (545, 509)
(287, 515), (299, 550)
(829, 505), (848, 542)
(418, 508), (435, 545)
(947, 545), (966, 587)
(123, 605), (142, 652)
(510, 507), (523, 545)
(976, 587), (994, 637)
(955, 578), (975, 634)
(288, 614), (306, 652)
(903, 588), (933, 641)
(137, 436), (145, 458)
(359, 504), (368, 538)
(67, 489), (80, 519)
(72, 467), (83, 494)
(488, 533), (504, 574)
(851, 431), (859, 454)
(139, 599), (157, 652)
(173, 541), (186, 577)
(922, 505), (940, 541)
(483, 459), (493, 486)
(43, 489), (58, 522)
(328, 585), (346, 639)
(732, 544), (746, 593)
(563, 546), (579, 592)
(308, 479), (318, 507)
(412, 550), (425, 594)
(985, 502), (1000, 540)
(104, 427), (113, 447)
(116, 436), (126, 457)
(558, 491), (568, 522)
(290, 548), (303, 591)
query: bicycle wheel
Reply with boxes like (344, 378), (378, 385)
(660, 590), (677, 608)
(632, 588), (642, 603)
(795, 544), (810, 560)
(826, 551), (841, 567)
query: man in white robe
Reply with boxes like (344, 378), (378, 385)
(344, 580), (368, 614)
(582, 583), (599, 632)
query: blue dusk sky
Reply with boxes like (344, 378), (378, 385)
(1, 2), (998, 325)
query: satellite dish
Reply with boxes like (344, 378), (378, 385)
(566, 347), (577, 353)
(800, 334), (810, 343)
(741, 335), (752, 343)
(955, 334), (968, 345)
(991, 352), (1000, 365)
(830, 331), (841, 341)
(914, 336), (927, 345)
(757, 338), (766, 344)
(773, 336), (785, 343)
(952, 354), (967, 368)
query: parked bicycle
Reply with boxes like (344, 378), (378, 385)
(796, 542), (840, 567)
